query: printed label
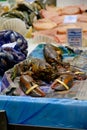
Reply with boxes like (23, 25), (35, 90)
(67, 28), (82, 47)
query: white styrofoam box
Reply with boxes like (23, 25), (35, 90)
(57, 0), (87, 7)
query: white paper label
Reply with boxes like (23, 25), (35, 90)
(2, 42), (17, 48)
(64, 15), (77, 24)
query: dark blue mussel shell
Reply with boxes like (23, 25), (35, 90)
(0, 30), (28, 75)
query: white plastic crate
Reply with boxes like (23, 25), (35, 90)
(56, 0), (87, 7)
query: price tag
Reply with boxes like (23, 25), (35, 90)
(67, 28), (82, 47)
(64, 15), (77, 24)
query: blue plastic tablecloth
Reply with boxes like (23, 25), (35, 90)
(0, 95), (87, 129)
(0, 44), (87, 129)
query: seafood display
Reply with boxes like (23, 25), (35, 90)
(1, 43), (87, 98)
(0, 30), (28, 76)
(1, 1), (45, 29)
(32, 4), (87, 45)
(0, 1), (87, 98)
(0, 1), (87, 46)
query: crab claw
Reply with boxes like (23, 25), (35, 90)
(74, 71), (87, 80)
(20, 74), (45, 97)
(51, 74), (73, 91)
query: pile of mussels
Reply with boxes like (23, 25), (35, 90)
(0, 30), (28, 76)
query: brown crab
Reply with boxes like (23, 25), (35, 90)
(10, 44), (87, 96)
(51, 74), (74, 91)
(11, 57), (58, 82)
(43, 44), (62, 65)
(20, 74), (45, 97)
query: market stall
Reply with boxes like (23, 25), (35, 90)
(0, 39), (87, 130)
(0, 0), (87, 130)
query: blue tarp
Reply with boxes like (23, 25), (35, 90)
(0, 95), (87, 129)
